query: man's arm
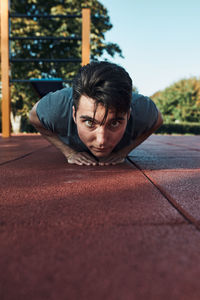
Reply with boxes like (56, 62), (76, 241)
(99, 110), (163, 165)
(29, 102), (97, 166)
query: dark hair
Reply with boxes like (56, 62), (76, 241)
(72, 61), (132, 123)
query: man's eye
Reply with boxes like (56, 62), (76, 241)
(110, 120), (120, 128)
(85, 120), (94, 128)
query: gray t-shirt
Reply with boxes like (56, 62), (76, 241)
(36, 87), (158, 153)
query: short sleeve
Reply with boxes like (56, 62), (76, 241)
(36, 88), (73, 135)
(132, 94), (158, 138)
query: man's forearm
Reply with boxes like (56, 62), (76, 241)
(120, 130), (154, 158)
(33, 125), (77, 159)
(120, 120), (163, 159)
(120, 110), (163, 158)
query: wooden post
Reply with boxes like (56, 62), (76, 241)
(81, 8), (90, 66)
(1, 0), (10, 137)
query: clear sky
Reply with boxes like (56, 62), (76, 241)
(100, 0), (200, 96)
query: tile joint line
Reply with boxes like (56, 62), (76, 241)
(0, 145), (51, 166)
(127, 156), (200, 232)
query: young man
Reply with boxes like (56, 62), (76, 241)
(29, 62), (163, 166)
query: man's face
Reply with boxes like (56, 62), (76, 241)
(73, 95), (130, 158)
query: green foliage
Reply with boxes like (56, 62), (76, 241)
(9, 0), (123, 124)
(151, 77), (200, 123)
(156, 122), (200, 135)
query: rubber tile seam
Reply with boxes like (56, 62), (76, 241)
(127, 157), (200, 232)
(0, 145), (51, 167)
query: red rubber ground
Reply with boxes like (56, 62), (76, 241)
(0, 134), (200, 300)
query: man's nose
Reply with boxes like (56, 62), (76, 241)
(96, 127), (108, 147)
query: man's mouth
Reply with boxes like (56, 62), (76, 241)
(92, 147), (109, 152)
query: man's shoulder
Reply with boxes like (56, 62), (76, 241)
(131, 92), (149, 103)
(36, 87), (74, 134)
(37, 86), (73, 116)
(131, 93), (155, 113)
(50, 86), (73, 100)
(40, 86), (73, 111)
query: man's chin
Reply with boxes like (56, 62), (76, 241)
(90, 148), (112, 158)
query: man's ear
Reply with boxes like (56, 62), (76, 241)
(72, 106), (77, 124)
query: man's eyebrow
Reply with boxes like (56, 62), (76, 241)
(112, 116), (125, 121)
(80, 115), (97, 122)
(108, 116), (126, 122)
(80, 115), (126, 122)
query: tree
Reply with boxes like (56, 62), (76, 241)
(151, 77), (200, 123)
(9, 0), (123, 132)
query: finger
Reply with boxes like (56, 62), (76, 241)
(67, 152), (97, 166)
(99, 161), (112, 166)
(82, 159), (97, 165)
(68, 158), (83, 165)
(76, 155), (98, 166)
(79, 154), (98, 165)
(67, 155), (86, 165)
(99, 157), (124, 166)
(81, 153), (98, 163)
(68, 157), (97, 166)
(98, 156), (116, 165)
(79, 156), (97, 166)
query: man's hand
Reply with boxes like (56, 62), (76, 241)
(67, 151), (125, 166)
(98, 152), (126, 166)
(67, 151), (98, 166)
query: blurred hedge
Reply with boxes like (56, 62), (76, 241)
(156, 122), (200, 135)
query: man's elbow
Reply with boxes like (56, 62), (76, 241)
(29, 109), (37, 126)
(29, 109), (34, 124)
(148, 111), (163, 135)
(29, 102), (40, 126)
(155, 110), (163, 130)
